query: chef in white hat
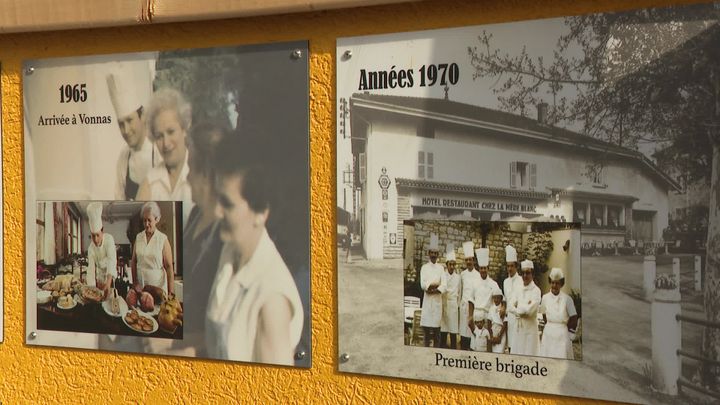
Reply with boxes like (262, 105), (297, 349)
(503, 244), (522, 352)
(512, 259), (541, 356)
(538, 267), (578, 359)
(440, 244), (461, 349)
(419, 233), (446, 347)
(86, 202), (117, 298)
(488, 285), (507, 354)
(458, 240), (480, 350)
(107, 60), (161, 200)
(467, 247), (499, 334)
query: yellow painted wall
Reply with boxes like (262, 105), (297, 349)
(0, 0), (699, 402)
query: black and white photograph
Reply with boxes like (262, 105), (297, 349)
(337, 2), (720, 403)
(403, 220), (582, 361)
(25, 41), (311, 367)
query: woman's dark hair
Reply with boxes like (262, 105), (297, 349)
(188, 122), (230, 176)
(212, 134), (272, 214)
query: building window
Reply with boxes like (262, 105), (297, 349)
(608, 205), (622, 227)
(36, 203), (46, 262)
(575, 201), (625, 230)
(419, 151), (434, 179)
(584, 163), (605, 186)
(510, 161), (537, 189)
(358, 153), (366, 184)
(64, 204), (81, 256)
(590, 204), (604, 227)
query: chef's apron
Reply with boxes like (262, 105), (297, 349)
(124, 147), (154, 200)
(140, 267), (167, 294)
(539, 322), (573, 359)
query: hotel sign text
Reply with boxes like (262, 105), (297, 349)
(418, 196), (537, 214)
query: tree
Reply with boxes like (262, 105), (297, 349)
(468, 3), (720, 387)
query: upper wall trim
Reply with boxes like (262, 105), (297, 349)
(0, 0), (415, 33)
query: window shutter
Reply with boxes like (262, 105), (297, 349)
(427, 153), (434, 179)
(418, 151), (425, 178)
(510, 161), (517, 188)
(530, 163), (537, 188)
(359, 153), (366, 183)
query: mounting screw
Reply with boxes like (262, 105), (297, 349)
(340, 353), (350, 363)
(343, 50), (352, 60)
(291, 49), (303, 59)
(25, 67), (34, 75)
(28, 331), (37, 340)
(295, 351), (306, 360)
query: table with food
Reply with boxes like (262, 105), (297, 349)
(36, 274), (184, 339)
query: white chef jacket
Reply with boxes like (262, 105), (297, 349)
(419, 261), (446, 328)
(489, 303), (507, 354)
(145, 151), (193, 225)
(440, 270), (461, 334)
(503, 272), (523, 350)
(538, 291), (576, 359)
(115, 140), (161, 200)
(134, 229), (168, 294)
(513, 280), (541, 356)
(471, 326), (490, 352)
(88, 233), (117, 283)
(467, 275), (499, 322)
(459, 268), (480, 338)
(205, 230), (303, 364)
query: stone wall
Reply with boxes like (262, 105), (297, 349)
(412, 220), (522, 280)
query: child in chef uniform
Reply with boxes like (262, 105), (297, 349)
(489, 286), (508, 354)
(469, 312), (490, 352)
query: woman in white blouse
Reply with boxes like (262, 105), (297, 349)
(131, 201), (174, 295)
(205, 135), (303, 365)
(538, 267), (578, 359)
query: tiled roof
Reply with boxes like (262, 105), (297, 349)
(351, 93), (681, 191)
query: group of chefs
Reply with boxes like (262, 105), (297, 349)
(418, 233), (578, 360)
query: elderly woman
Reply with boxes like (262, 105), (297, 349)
(131, 201), (174, 295)
(538, 267), (578, 359)
(136, 88), (193, 224)
(205, 135), (303, 365)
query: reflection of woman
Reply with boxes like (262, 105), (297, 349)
(538, 267), (578, 359)
(175, 123), (227, 356)
(131, 201), (174, 295)
(205, 135), (303, 365)
(86, 202), (117, 297)
(136, 88), (193, 224)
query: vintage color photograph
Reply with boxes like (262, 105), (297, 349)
(25, 41), (311, 367)
(337, 3), (719, 403)
(35, 201), (183, 339)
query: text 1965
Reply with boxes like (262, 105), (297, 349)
(59, 84), (87, 103)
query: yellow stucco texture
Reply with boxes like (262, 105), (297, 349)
(0, 0), (700, 403)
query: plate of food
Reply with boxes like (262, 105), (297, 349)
(122, 308), (158, 334)
(56, 295), (76, 310)
(126, 286), (163, 316)
(80, 285), (104, 303)
(37, 290), (52, 305)
(102, 291), (128, 318)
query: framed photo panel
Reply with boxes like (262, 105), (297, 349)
(25, 41), (311, 367)
(336, 2), (720, 403)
